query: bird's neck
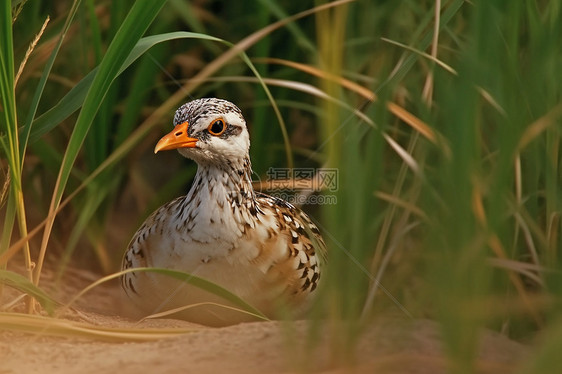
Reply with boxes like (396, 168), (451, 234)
(189, 157), (256, 203)
(180, 157), (258, 237)
(178, 157), (258, 243)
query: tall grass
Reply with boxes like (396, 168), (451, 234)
(0, 0), (34, 305)
(1, 0), (561, 372)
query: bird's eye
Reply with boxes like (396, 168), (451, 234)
(208, 119), (226, 136)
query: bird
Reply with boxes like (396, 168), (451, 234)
(120, 98), (326, 326)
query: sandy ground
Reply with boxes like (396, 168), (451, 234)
(0, 266), (530, 374)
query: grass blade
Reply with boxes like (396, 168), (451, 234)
(0, 270), (58, 314)
(18, 0), (81, 161)
(0, 312), (195, 341)
(29, 32), (223, 142)
(35, 0), (169, 287)
(65, 267), (268, 320)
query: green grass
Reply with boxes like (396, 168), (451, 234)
(1, 0), (562, 372)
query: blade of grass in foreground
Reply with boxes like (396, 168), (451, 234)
(0, 0), (33, 290)
(28, 32), (224, 142)
(18, 0), (81, 161)
(35, 0), (169, 287)
(6, 1), (82, 303)
(64, 268), (268, 321)
(0, 312), (195, 342)
(0, 270), (58, 314)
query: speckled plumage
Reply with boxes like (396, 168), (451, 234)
(121, 98), (326, 326)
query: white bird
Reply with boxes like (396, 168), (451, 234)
(121, 98), (326, 326)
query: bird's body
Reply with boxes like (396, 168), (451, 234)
(121, 98), (325, 326)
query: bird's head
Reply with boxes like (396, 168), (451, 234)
(154, 98), (250, 166)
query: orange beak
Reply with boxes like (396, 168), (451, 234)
(154, 121), (198, 154)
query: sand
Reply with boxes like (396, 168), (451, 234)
(0, 266), (529, 374)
